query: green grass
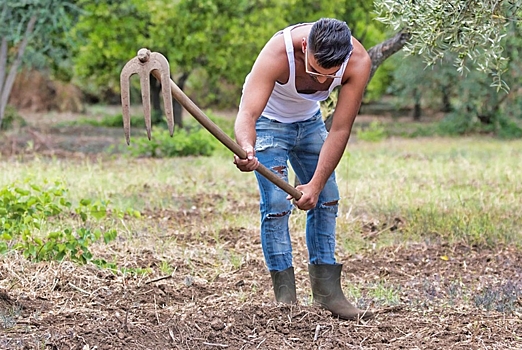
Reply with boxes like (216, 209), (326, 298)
(336, 137), (522, 249)
(1, 137), (521, 253)
(367, 281), (402, 306)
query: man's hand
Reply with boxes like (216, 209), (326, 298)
(286, 182), (321, 211)
(233, 145), (259, 172)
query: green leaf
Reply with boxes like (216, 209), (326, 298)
(103, 229), (117, 244)
(90, 208), (107, 220)
(1, 233), (12, 240)
(14, 188), (30, 196)
(80, 198), (92, 206)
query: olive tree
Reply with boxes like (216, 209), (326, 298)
(366, 0), (522, 134)
(372, 0), (520, 88)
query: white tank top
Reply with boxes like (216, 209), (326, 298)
(241, 24), (351, 123)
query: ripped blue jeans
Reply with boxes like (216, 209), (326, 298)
(254, 112), (339, 272)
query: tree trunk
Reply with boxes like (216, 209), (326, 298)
(441, 85), (452, 113)
(173, 72), (189, 129)
(0, 16), (37, 128)
(0, 38), (7, 96)
(150, 76), (163, 125)
(412, 88), (421, 121)
(149, 71), (189, 129)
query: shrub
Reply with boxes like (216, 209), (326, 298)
(64, 113), (146, 128)
(497, 116), (522, 139)
(436, 112), (474, 136)
(356, 121), (387, 142)
(435, 112), (522, 139)
(0, 106), (27, 130)
(126, 127), (218, 158)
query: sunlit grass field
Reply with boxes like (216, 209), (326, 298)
(2, 136), (520, 254)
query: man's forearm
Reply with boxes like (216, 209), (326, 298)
(234, 113), (257, 150)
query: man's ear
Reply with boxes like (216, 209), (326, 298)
(301, 37), (307, 54)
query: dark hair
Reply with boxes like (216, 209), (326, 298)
(308, 18), (352, 69)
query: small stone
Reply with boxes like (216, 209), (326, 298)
(210, 319), (225, 331)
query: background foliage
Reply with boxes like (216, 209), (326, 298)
(1, 0), (521, 136)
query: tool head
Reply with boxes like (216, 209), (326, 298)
(120, 48), (174, 145)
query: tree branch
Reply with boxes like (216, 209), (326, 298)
(0, 37), (7, 94)
(0, 15), (37, 125)
(367, 30), (410, 80)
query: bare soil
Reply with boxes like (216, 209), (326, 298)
(1, 242), (521, 349)
(1, 112), (521, 349)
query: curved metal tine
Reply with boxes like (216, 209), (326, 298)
(150, 52), (174, 137)
(120, 58), (140, 145)
(138, 67), (152, 140)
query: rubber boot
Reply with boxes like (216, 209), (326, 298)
(270, 267), (297, 304)
(308, 264), (374, 321)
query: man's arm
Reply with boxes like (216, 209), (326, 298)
(294, 39), (371, 210)
(234, 36), (287, 172)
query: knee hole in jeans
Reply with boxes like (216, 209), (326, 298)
(317, 200), (339, 213)
(272, 165), (286, 176)
(267, 210), (292, 218)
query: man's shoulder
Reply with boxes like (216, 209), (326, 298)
(247, 36), (289, 85)
(264, 33), (287, 56)
(350, 38), (371, 63)
(257, 34), (290, 70)
(342, 39), (371, 81)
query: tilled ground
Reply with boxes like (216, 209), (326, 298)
(1, 242), (521, 350)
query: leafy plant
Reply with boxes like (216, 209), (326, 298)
(0, 179), (120, 264)
(474, 281), (522, 313)
(368, 281), (401, 305)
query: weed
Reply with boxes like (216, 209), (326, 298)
(447, 279), (465, 305)
(336, 138), (522, 249)
(422, 279), (439, 300)
(474, 280), (522, 313)
(344, 284), (363, 302)
(228, 252), (244, 270)
(159, 260), (174, 275)
(368, 281), (401, 306)
(61, 113), (146, 128)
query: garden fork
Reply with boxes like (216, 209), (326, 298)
(120, 48), (301, 200)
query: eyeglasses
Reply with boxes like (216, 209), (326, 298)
(305, 49), (343, 79)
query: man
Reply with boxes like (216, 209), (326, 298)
(234, 18), (373, 321)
